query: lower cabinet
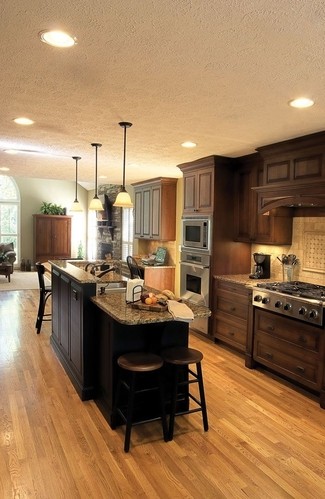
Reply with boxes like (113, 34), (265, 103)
(212, 278), (252, 353)
(51, 268), (97, 400)
(252, 308), (325, 394)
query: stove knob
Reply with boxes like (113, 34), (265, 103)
(254, 295), (263, 302)
(275, 300), (282, 308)
(283, 303), (292, 311)
(262, 297), (270, 304)
(309, 309), (319, 320)
(298, 306), (307, 316)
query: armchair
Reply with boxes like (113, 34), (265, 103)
(0, 242), (17, 273)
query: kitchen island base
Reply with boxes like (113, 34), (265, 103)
(94, 307), (189, 428)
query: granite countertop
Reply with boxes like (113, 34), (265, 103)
(48, 260), (128, 285)
(214, 274), (272, 288)
(91, 292), (211, 325)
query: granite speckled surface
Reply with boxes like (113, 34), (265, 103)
(91, 292), (211, 325)
(214, 274), (272, 288)
(49, 259), (210, 325)
(49, 260), (128, 284)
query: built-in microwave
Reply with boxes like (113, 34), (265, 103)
(181, 216), (212, 252)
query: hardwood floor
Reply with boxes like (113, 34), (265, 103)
(1, 290), (325, 498)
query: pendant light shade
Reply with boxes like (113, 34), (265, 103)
(89, 143), (104, 211)
(70, 156), (83, 212)
(113, 122), (133, 208)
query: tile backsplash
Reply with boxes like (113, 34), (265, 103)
(252, 217), (325, 285)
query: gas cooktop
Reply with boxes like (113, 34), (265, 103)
(256, 281), (325, 301)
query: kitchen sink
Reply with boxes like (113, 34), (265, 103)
(97, 281), (127, 294)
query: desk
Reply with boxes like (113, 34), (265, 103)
(0, 263), (12, 282)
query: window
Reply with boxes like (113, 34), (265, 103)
(121, 208), (134, 260)
(0, 176), (20, 261)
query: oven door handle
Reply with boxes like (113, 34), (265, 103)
(180, 261), (210, 269)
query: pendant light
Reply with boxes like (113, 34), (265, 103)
(89, 142), (104, 211)
(113, 122), (133, 208)
(70, 156), (83, 212)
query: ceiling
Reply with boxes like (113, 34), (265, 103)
(1, 0), (325, 190)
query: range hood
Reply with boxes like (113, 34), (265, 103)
(253, 180), (325, 214)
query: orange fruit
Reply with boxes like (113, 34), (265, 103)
(145, 297), (153, 305)
(151, 296), (158, 304)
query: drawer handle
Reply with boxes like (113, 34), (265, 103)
(265, 352), (273, 359)
(230, 307), (236, 312)
(296, 365), (305, 374)
(228, 331), (235, 337)
(298, 335), (307, 344)
(267, 325), (275, 332)
(72, 289), (78, 301)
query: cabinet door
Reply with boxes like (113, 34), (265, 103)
(196, 168), (214, 213)
(59, 274), (70, 357)
(142, 187), (151, 237)
(134, 189), (143, 237)
(70, 282), (83, 378)
(52, 218), (71, 258)
(35, 216), (53, 258)
(151, 184), (161, 238)
(183, 172), (197, 213)
(234, 165), (256, 241)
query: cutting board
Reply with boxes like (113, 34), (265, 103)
(131, 302), (168, 312)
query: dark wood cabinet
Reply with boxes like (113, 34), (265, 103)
(33, 214), (71, 263)
(234, 154), (293, 244)
(50, 267), (97, 400)
(133, 178), (177, 241)
(178, 156), (215, 214)
(251, 308), (325, 396)
(212, 278), (252, 353)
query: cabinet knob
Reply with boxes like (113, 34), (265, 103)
(265, 352), (273, 359)
(296, 365), (305, 374)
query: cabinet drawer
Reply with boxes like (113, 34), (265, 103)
(216, 297), (248, 321)
(254, 309), (322, 352)
(254, 332), (320, 387)
(213, 317), (246, 350)
(216, 279), (249, 297)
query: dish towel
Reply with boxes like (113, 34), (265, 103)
(167, 300), (194, 322)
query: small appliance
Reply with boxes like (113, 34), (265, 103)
(181, 216), (212, 253)
(249, 253), (271, 279)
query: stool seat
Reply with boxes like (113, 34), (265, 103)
(118, 352), (163, 372)
(162, 346), (208, 440)
(113, 351), (168, 452)
(162, 347), (203, 365)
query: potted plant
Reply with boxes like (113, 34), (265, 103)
(40, 202), (66, 215)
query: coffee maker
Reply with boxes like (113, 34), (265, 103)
(249, 253), (271, 279)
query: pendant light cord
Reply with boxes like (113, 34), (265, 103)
(91, 143), (102, 196)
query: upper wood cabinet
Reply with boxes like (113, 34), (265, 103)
(178, 156), (215, 214)
(234, 154), (293, 244)
(33, 214), (71, 263)
(132, 177), (177, 241)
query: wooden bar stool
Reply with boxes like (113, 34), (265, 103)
(162, 346), (209, 441)
(112, 352), (168, 452)
(35, 262), (52, 334)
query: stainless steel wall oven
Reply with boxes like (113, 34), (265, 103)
(180, 249), (211, 335)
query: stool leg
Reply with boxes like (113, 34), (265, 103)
(168, 365), (180, 441)
(36, 292), (45, 334)
(124, 372), (136, 452)
(158, 372), (168, 442)
(111, 377), (122, 430)
(197, 362), (209, 431)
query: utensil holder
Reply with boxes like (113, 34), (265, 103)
(283, 264), (294, 282)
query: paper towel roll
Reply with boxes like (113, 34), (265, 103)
(126, 278), (144, 302)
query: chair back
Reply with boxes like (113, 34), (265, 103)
(126, 256), (142, 279)
(35, 262), (47, 292)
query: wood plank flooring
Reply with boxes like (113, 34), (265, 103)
(1, 290), (325, 498)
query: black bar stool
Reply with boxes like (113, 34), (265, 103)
(112, 352), (168, 452)
(162, 346), (208, 441)
(35, 262), (52, 334)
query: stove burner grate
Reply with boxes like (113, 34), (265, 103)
(257, 281), (325, 300)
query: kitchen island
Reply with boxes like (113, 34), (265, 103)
(49, 259), (211, 426)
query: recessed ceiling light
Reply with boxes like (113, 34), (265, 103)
(3, 148), (66, 157)
(288, 97), (314, 108)
(13, 117), (34, 125)
(0, 167), (10, 171)
(39, 30), (77, 48)
(181, 141), (197, 148)
(99, 175), (107, 179)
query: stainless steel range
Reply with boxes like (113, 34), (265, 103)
(252, 281), (325, 327)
